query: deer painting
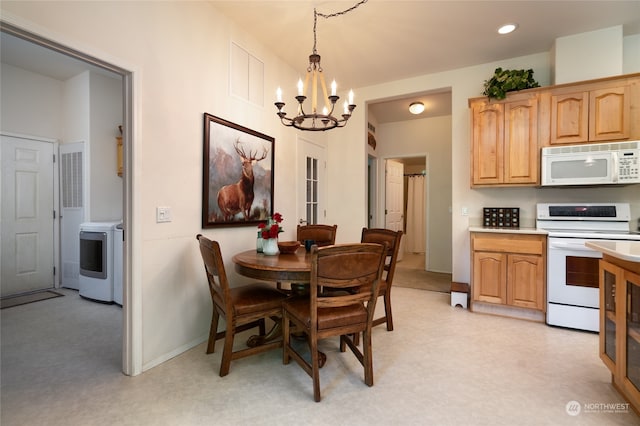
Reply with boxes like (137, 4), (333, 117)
(217, 139), (268, 221)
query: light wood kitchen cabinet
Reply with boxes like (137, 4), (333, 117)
(471, 96), (538, 187)
(550, 85), (630, 145)
(599, 257), (640, 413)
(469, 73), (640, 187)
(471, 232), (546, 313)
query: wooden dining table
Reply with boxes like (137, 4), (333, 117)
(232, 247), (328, 366)
(232, 247), (311, 284)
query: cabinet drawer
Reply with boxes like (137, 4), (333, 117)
(472, 233), (544, 255)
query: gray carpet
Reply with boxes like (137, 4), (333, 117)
(393, 267), (451, 293)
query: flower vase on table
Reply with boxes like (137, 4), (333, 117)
(262, 238), (279, 255)
(258, 212), (284, 256)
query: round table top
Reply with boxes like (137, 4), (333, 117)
(232, 247), (311, 282)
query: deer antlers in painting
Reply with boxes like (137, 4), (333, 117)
(217, 139), (268, 221)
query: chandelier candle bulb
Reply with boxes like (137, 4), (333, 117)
(348, 90), (354, 105)
(343, 101), (348, 115)
(331, 80), (337, 96)
(276, 87), (282, 103)
(297, 79), (304, 96)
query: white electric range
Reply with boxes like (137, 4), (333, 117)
(536, 203), (640, 332)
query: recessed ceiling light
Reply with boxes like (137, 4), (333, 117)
(409, 102), (425, 115)
(498, 23), (518, 35)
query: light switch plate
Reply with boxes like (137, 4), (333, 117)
(156, 206), (172, 223)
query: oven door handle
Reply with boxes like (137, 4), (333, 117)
(548, 241), (595, 251)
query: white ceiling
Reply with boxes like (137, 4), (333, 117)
(210, 0), (640, 123)
(2, 1), (639, 124)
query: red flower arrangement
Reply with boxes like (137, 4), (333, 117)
(258, 212), (283, 239)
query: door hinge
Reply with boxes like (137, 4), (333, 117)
(53, 154), (56, 163)
(53, 210), (56, 219)
(53, 266), (56, 276)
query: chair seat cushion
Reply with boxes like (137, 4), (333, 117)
(231, 283), (287, 316)
(284, 296), (367, 330)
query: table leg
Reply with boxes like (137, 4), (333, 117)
(247, 316), (282, 348)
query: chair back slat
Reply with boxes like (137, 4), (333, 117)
(297, 224), (338, 247)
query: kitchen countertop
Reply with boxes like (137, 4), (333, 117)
(469, 226), (548, 235)
(585, 240), (640, 263)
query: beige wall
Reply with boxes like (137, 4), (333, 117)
(375, 116), (452, 273)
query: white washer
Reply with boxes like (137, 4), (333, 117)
(113, 223), (123, 306)
(79, 221), (120, 302)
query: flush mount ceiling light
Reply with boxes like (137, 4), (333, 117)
(498, 23), (518, 35)
(409, 102), (425, 115)
(274, 0), (368, 131)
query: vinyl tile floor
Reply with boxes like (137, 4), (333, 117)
(1, 287), (639, 426)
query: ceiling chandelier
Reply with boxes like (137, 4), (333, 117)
(274, 0), (368, 131)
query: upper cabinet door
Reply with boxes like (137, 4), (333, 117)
(549, 84), (631, 145)
(471, 102), (504, 185)
(504, 98), (538, 184)
(550, 91), (589, 145)
(589, 85), (630, 142)
(471, 97), (538, 187)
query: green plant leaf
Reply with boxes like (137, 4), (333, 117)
(482, 68), (540, 100)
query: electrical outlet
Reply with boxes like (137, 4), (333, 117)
(156, 206), (172, 223)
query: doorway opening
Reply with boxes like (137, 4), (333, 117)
(1, 22), (134, 374)
(386, 156), (427, 271)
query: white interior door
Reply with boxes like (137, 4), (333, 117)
(298, 137), (326, 226)
(1, 134), (55, 296)
(385, 159), (404, 260)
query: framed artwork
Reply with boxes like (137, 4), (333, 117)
(202, 113), (274, 228)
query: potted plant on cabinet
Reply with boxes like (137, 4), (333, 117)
(482, 67), (540, 100)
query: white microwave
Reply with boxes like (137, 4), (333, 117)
(541, 141), (640, 186)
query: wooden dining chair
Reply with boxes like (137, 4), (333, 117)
(361, 227), (403, 331)
(196, 234), (288, 377)
(296, 224), (338, 247)
(276, 224), (338, 292)
(282, 243), (387, 402)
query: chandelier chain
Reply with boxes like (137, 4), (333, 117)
(312, 0), (368, 55)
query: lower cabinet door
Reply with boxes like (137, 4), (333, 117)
(507, 254), (544, 310)
(473, 251), (507, 304)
